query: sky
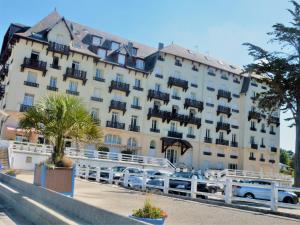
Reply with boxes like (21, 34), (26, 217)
(0, 0), (296, 151)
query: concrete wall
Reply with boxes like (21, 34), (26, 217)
(10, 150), (50, 170)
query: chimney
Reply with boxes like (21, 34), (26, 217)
(128, 42), (133, 55)
(158, 42), (164, 50)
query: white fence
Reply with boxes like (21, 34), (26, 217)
(76, 165), (300, 213)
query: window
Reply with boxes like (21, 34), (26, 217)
(111, 112), (119, 122)
(69, 81), (78, 92)
(165, 149), (177, 163)
(27, 72), (37, 83)
(136, 59), (144, 70)
(228, 163), (237, 170)
(90, 108), (99, 119)
(251, 121), (256, 129)
(95, 69), (103, 78)
(131, 116), (138, 127)
(188, 127), (194, 135)
(49, 77), (57, 87)
(232, 134), (236, 142)
(72, 61), (79, 70)
(175, 58), (182, 66)
(93, 88), (101, 97)
(205, 129), (210, 138)
(172, 88), (179, 98)
(270, 125), (274, 133)
(189, 109), (196, 117)
(97, 48), (106, 59)
(105, 134), (121, 145)
(52, 56), (59, 67)
(23, 94), (34, 106)
(111, 41), (120, 50)
(260, 153), (264, 159)
(170, 122), (176, 132)
(30, 51), (39, 60)
(134, 79), (141, 88)
(155, 83), (160, 92)
(133, 96), (140, 106)
(219, 132), (224, 140)
(127, 137), (137, 148)
(116, 74), (123, 82)
(208, 67), (215, 75)
(250, 152), (255, 158)
(150, 140), (156, 149)
(250, 136), (255, 144)
(92, 36), (101, 46)
(174, 70), (181, 79)
(118, 54), (126, 65)
(261, 138), (265, 146)
(132, 47), (138, 56)
(152, 120), (158, 129)
(190, 92), (196, 100)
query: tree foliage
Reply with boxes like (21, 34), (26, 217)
(19, 94), (102, 165)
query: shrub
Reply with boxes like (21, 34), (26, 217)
(98, 146), (109, 152)
(5, 169), (16, 176)
(132, 199), (167, 219)
(121, 149), (133, 154)
(55, 156), (73, 168)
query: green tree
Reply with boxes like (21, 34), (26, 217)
(280, 149), (289, 165)
(243, 1), (300, 186)
(19, 94), (102, 165)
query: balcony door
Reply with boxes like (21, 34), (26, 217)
(111, 112), (119, 123)
(72, 61), (79, 70)
(30, 51), (39, 61)
(165, 149), (177, 164)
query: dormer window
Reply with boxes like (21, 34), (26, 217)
(136, 59), (144, 70)
(92, 36), (102, 46)
(132, 47), (138, 56)
(175, 58), (182, 67)
(118, 54), (126, 65)
(111, 41), (120, 51)
(97, 48), (106, 59)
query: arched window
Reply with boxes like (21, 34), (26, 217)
(105, 134), (121, 144)
(127, 137), (137, 147)
(150, 140), (156, 149)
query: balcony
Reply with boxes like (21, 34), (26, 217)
(0, 85), (5, 99)
(129, 125), (140, 132)
(270, 130), (276, 135)
(0, 64), (8, 80)
(24, 81), (39, 88)
(184, 98), (203, 112)
(271, 147), (277, 152)
(230, 155), (238, 159)
(131, 104), (142, 110)
(147, 108), (167, 121)
(216, 139), (229, 146)
(217, 105), (231, 117)
(133, 86), (143, 91)
(261, 129), (266, 133)
(216, 122), (231, 134)
(64, 68), (87, 85)
(217, 153), (225, 158)
(106, 121), (125, 130)
(168, 131), (183, 139)
(47, 42), (70, 55)
(260, 158), (266, 162)
(108, 80), (130, 96)
(249, 157), (256, 161)
(204, 137), (212, 143)
(66, 90), (79, 96)
(184, 116), (201, 128)
(250, 126), (257, 131)
(269, 159), (275, 164)
(20, 104), (33, 112)
(217, 90), (232, 102)
(21, 57), (47, 76)
(248, 111), (261, 122)
(187, 134), (195, 139)
(167, 77), (188, 91)
(147, 90), (170, 104)
(109, 100), (126, 115)
(251, 143), (258, 150)
(260, 144), (266, 148)
(47, 86), (58, 91)
(150, 128), (160, 133)
(90, 96), (103, 102)
(268, 116), (280, 127)
(93, 76), (105, 82)
(231, 142), (238, 147)
(50, 64), (61, 70)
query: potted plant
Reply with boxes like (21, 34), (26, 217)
(130, 198), (167, 225)
(5, 169), (16, 177)
(19, 94), (102, 196)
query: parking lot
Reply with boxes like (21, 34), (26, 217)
(17, 172), (300, 225)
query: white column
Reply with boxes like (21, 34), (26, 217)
(124, 170), (129, 187)
(270, 182), (278, 211)
(191, 175), (197, 198)
(163, 174), (170, 194)
(96, 167), (100, 182)
(225, 178), (232, 204)
(108, 168), (114, 184)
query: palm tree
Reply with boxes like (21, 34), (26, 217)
(19, 94), (102, 165)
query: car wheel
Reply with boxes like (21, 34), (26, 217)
(283, 197), (294, 204)
(244, 193), (255, 199)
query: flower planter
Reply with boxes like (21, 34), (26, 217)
(34, 164), (75, 197)
(129, 216), (165, 225)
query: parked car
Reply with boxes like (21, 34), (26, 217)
(144, 169), (172, 179)
(233, 180), (299, 204)
(120, 175), (150, 189)
(98, 166), (127, 181)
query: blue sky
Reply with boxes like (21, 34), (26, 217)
(0, 0), (295, 151)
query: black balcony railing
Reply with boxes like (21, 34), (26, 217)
(184, 116), (201, 128)
(249, 157), (256, 161)
(260, 158), (266, 162)
(216, 122), (231, 134)
(261, 129), (266, 133)
(270, 130), (276, 135)
(109, 100), (126, 115)
(269, 159), (275, 164)
(250, 126), (257, 131)
(66, 90), (79, 96)
(217, 90), (232, 102)
(168, 131), (183, 139)
(92, 118), (101, 125)
(150, 128), (160, 133)
(47, 42), (70, 55)
(131, 104), (142, 110)
(24, 81), (39, 87)
(64, 68), (87, 85)
(108, 80), (130, 96)
(147, 90), (170, 104)
(20, 104), (33, 112)
(271, 147), (277, 152)
(93, 76), (105, 82)
(50, 64), (61, 70)
(260, 144), (266, 148)
(248, 111), (261, 122)
(21, 57), (47, 75)
(129, 125), (140, 132)
(268, 116), (280, 127)
(106, 121), (125, 130)
(204, 137), (212, 143)
(47, 86), (58, 91)
(187, 134), (195, 139)
(217, 105), (231, 117)
(90, 96), (103, 102)
(133, 86), (143, 91)
(216, 139), (229, 146)
(0, 64), (8, 80)
(0, 84), (5, 99)
(231, 142), (238, 147)
(251, 143), (258, 149)
(184, 98), (203, 112)
(147, 108), (166, 120)
(167, 77), (188, 91)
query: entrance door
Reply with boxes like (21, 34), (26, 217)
(165, 149), (178, 164)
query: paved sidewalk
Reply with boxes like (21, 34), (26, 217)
(16, 172), (300, 225)
(0, 202), (33, 225)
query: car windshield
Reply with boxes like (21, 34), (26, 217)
(172, 172), (191, 178)
(146, 170), (158, 175)
(128, 168), (142, 174)
(113, 167), (126, 172)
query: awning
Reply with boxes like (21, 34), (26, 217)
(161, 137), (192, 155)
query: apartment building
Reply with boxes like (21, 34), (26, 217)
(0, 11), (280, 173)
